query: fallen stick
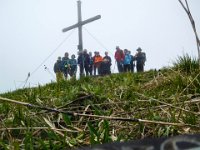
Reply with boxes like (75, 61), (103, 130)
(0, 127), (78, 133)
(0, 96), (199, 128)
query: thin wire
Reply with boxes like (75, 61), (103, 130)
(31, 29), (75, 76)
(23, 72), (30, 88)
(18, 29), (75, 89)
(44, 65), (56, 80)
(17, 73), (30, 89)
(83, 27), (111, 54)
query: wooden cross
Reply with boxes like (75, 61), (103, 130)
(62, 0), (101, 52)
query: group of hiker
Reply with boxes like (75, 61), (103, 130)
(53, 46), (146, 82)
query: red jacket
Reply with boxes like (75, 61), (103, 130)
(115, 50), (124, 61)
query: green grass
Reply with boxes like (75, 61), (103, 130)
(1, 54), (200, 149)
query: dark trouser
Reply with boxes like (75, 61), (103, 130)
(79, 64), (84, 76)
(63, 70), (68, 79)
(117, 61), (123, 73)
(94, 62), (101, 75)
(79, 64), (89, 76)
(84, 64), (89, 76)
(136, 63), (144, 72)
(69, 67), (76, 77)
(94, 66), (97, 76)
(88, 65), (93, 76)
(94, 67), (101, 75)
(100, 62), (111, 75)
(94, 66), (101, 75)
(130, 62), (135, 73)
(124, 64), (130, 72)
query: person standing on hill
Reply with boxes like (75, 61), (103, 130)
(93, 51), (103, 75)
(129, 51), (135, 73)
(100, 51), (112, 75)
(77, 49), (90, 76)
(88, 52), (93, 76)
(123, 49), (132, 72)
(62, 52), (70, 80)
(83, 49), (90, 76)
(69, 54), (77, 78)
(114, 46), (124, 73)
(135, 47), (146, 72)
(77, 51), (84, 76)
(54, 56), (63, 82)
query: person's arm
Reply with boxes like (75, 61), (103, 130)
(53, 63), (56, 73)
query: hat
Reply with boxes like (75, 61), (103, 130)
(136, 47), (142, 51)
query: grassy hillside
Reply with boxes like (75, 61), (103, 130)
(1, 54), (200, 149)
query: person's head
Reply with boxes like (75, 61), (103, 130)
(105, 51), (108, 56)
(89, 52), (92, 56)
(136, 47), (142, 52)
(64, 52), (69, 57)
(83, 49), (87, 54)
(71, 54), (75, 59)
(124, 49), (128, 54)
(116, 46), (120, 51)
(58, 56), (61, 61)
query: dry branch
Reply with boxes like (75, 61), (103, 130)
(178, 0), (200, 67)
(0, 96), (199, 128)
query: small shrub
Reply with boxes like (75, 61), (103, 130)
(173, 54), (199, 74)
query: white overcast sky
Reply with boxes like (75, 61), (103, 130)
(0, 0), (200, 93)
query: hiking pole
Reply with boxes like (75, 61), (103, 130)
(113, 60), (117, 73)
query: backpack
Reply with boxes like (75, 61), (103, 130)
(142, 52), (146, 62)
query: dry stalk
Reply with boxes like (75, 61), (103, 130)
(180, 72), (200, 95)
(150, 98), (199, 115)
(77, 105), (90, 126)
(58, 94), (93, 109)
(178, 0), (200, 67)
(134, 92), (200, 115)
(1, 96), (200, 129)
(0, 127), (79, 132)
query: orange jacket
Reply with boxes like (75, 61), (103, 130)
(94, 55), (103, 67)
(94, 55), (103, 64)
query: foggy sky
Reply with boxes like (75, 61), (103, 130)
(0, 0), (200, 93)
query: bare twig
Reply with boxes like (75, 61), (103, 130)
(178, 0), (200, 67)
(150, 98), (199, 115)
(0, 127), (79, 133)
(77, 105), (90, 126)
(58, 94), (93, 109)
(0, 96), (199, 128)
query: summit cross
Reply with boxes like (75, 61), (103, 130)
(62, 0), (101, 52)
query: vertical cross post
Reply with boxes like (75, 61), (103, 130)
(77, 0), (83, 51)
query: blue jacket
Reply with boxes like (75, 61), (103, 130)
(69, 58), (77, 70)
(123, 54), (132, 65)
(62, 57), (70, 71)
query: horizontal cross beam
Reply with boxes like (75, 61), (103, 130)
(62, 15), (101, 32)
